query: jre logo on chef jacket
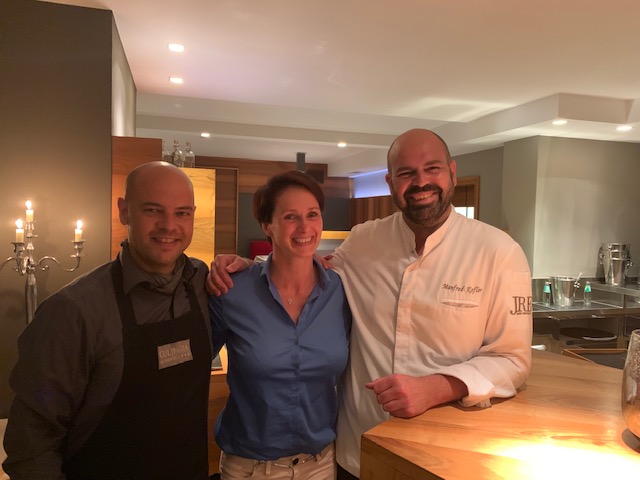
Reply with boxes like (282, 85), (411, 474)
(157, 339), (194, 369)
(509, 296), (532, 316)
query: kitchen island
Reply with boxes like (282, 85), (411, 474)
(361, 349), (640, 479)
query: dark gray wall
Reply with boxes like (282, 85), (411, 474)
(237, 193), (266, 257)
(454, 147), (504, 228)
(0, 0), (122, 417)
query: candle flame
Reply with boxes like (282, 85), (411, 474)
(76, 220), (83, 229)
(25, 200), (32, 209)
(16, 219), (23, 229)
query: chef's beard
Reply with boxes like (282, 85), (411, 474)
(392, 183), (453, 227)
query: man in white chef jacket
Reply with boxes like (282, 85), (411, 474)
(207, 128), (533, 480)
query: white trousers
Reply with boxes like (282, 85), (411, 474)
(219, 443), (336, 480)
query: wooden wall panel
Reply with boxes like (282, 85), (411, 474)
(196, 155), (351, 198)
(455, 176), (480, 219)
(350, 196), (399, 227)
(213, 168), (239, 255)
(183, 167), (216, 265)
(111, 136), (161, 257)
(208, 348), (229, 475)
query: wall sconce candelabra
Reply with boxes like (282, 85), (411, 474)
(1, 201), (86, 324)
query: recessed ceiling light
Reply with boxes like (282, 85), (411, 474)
(337, 142), (347, 148)
(200, 132), (211, 138)
(552, 119), (567, 126)
(169, 76), (184, 84)
(168, 43), (185, 53)
(616, 125), (633, 132)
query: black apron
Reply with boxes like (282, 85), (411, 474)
(64, 259), (211, 480)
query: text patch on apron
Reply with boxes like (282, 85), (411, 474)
(158, 338), (194, 369)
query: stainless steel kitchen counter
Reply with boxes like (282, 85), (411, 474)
(590, 281), (640, 298)
(533, 300), (622, 317)
(530, 279), (640, 351)
(532, 278), (640, 314)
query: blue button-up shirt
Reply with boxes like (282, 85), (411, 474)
(209, 256), (351, 460)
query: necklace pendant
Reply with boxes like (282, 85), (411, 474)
(287, 297), (293, 305)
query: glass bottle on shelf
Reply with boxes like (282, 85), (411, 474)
(542, 281), (551, 307)
(184, 141), (196, 168)
(162, 140), (172, 164)
(583, 280), (592, 307)
(172, 140), (184, 167)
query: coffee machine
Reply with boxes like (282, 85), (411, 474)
(597, 243), (633, 286)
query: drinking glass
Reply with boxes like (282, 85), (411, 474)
(622, 329), (640, 438)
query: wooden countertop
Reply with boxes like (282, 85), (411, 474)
(361, 349), (640, 479)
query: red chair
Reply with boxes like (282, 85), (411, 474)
(249, 240), (272, 260)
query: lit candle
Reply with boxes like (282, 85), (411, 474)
(25, 200), (34, 223)
(15, 219), (24, 243)
(75, 220), (83, 242)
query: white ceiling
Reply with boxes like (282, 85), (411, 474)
(48, 0), (640, 177)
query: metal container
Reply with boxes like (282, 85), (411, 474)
(598, 243), (632, 285)
(550, 276), (581, 307)
(602, 253), (633, 286)
(601, 243), (631, 256)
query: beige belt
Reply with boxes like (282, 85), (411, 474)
(259, 443), (332, 475)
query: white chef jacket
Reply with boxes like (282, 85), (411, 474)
(332, 207), (533, 476)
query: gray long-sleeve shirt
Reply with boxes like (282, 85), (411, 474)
(2, 247), (210, 479)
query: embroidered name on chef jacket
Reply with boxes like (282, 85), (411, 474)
(157, 339), (193, 369)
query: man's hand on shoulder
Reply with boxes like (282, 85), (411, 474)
(314, 253), (334, 270)
(206, 254), (254, 296)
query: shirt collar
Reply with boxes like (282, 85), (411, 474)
(260, 253), (332, 291)
(419, 205), (459, 255)
(119, 241), (197, 295)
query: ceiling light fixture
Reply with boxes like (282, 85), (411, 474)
(200, 132), (211, 138)
(337, 142), (347, 148)
(616, 125), (633, 132)
(169, 76), (184, 84)
(168, 43), (185, 53)
(552, 119), (567, 126)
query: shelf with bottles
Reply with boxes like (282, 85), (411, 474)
(161, 140), (196, 168)
(532, 277), (624, 314)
